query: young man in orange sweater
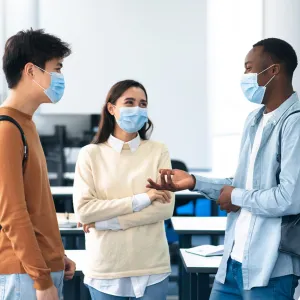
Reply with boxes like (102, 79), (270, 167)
(0, 29), (76, 300)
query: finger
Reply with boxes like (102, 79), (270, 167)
(147, 178), (163, 190)
(160, 191), (169, 203)
(156, 192), (167, 203)
(162, 192), (171, 202)
(64, 273), (74, 280)
(161, 172), (167, 186)
(77, 222), (82, 228)
(159, 169), (175, 176)
(64, 270), (74, 276)
(167, 171), (178, 191)
(166, 172), (173, 186)
(164, 190), (171, 199)
(162, 190), (171, 202)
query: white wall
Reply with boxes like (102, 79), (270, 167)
(36, 0), (210, 170)
(264, 0), (300, 93)
(207, 0), (263, 176)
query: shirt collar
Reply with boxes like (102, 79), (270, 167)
(251, 92), (299, 126)
(107, 134), (141, 153)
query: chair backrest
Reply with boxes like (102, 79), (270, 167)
(171, 159), (188, 172)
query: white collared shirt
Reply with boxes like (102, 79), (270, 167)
(107, 134), (141, 153)
(84, 134), (170, 297)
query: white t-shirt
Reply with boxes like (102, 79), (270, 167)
(231, 112), (273, 262)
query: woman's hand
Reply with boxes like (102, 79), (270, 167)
(77, 222), (95, 233)
(147, 189), (171, 203)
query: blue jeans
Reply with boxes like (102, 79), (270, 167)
(210, 258), (299, 300)
(0, 271), (64, 300)
(87, 277), (169, 300)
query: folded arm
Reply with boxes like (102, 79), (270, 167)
(95, 193), (151, 230)
(73, 147), (134, 224)
(117, 146), (174, 230)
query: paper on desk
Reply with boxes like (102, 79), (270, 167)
(186, 245), (224, 257)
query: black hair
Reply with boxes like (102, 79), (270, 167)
(92, 80), (153, 144)
(253, 38), (298, 79)
(3, 28), (71, 88)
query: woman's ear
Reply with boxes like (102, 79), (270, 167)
(107, 103), (115, 116)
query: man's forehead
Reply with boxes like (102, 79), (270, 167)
(245, 46), (265, 63)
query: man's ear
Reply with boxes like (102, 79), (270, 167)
(24, 62), (35, 79)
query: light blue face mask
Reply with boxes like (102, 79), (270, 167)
(115, 106), (148, 133)
(33, 65), (65, 104)
(240, 64), (276, 104)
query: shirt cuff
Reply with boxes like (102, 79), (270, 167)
(95, 218), (121, 231)
(231, 188), (245, 206)
(132, 193), (151, 212)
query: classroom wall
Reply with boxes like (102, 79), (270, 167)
(207, 0), (263, 176)
(1, 1), (300, 172)
(0, 0), (211, 170)
(37, 0), (211, 170)
(263, 0), (300, 94)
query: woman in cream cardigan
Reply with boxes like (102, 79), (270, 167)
(73, 80), (175, 300)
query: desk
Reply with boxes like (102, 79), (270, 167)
(180, 249), (221, 300)
(64, 250), (90, 300)
(52, 186), (200, 199)
(172, 217), (226, 300)
(172, 217), (227, 246)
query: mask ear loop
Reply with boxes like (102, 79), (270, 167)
(257, 64), (277, 87)
(265, 74), (276, 87)
(258, 64), (276, 75)
(32, 65), (51, 91)
(32, 79), (46, 91)
(34, 64), (51, 75)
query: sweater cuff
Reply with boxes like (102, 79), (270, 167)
(231, 188), (245, 207)
(33, 274), (53, 290)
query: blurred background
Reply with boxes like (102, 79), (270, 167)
(0, 0), (299, 179)
(0, 1), (300, 299)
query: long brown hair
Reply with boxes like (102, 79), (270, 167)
(92, 80), (153, 144)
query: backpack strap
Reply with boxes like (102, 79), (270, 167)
(276, 110), (300, 184)
(0, 115), (28, 171)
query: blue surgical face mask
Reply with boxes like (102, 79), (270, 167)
(114, 106), (148, 133)
(33, 65), (65, 104)
(240, 64), (276, 104)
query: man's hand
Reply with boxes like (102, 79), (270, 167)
(36, 285), (59, 300)
(64, 256), (76, 280)
(217, 186), (240, 213)
(147, 169), (196, 192)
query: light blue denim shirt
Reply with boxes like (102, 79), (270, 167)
(194, 92), (300, 290)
